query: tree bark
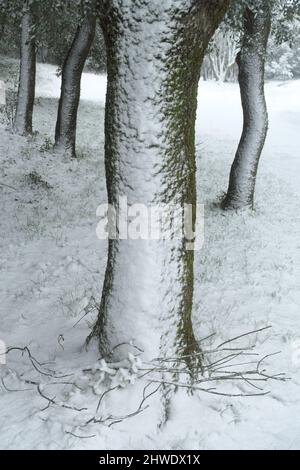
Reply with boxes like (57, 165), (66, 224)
(13, 4), (36, 136)
(223, 2), (271, 210)
(54, 15), (96, 158)
(90, 0), (229, 369)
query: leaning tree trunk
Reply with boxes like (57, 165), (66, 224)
(13, 5), (36, 136)
(223, 2), (271, 210)
(54, 16), (96, 158)
(90, 0), (229, 370)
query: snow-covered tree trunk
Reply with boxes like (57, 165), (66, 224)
(223, 2), (271, 210)
(208, 31), (239, 83)
(90, 0), (229, 369)
(13, 4), (36, 136)
(54, 15), (96, 158)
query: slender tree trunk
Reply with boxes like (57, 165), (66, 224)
(13, 4), (36, 136)
(223, 2), (271, 210)
(0, 13), (7, 37)
(54, 15), (96, 158)
(90, 0), (229, 369)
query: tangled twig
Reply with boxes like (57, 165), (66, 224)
(4, 346), (73, 379)
(0, 326), (288, 436)
(37, 384), (88, 412)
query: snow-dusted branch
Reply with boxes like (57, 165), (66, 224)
(0, 326), (287, 435)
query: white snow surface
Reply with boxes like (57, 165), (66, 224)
(0, 60), (300, 449)
(36, 63), (107, 104)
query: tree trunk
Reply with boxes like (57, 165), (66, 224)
(54, 16), (96, 158)
(223, 2), (271, 210)
(13, 4), (36, 136)
(90, 0), (229, 369)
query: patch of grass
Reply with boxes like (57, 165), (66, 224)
(24, 171), (52, 190)
(40, 137), (53, 153)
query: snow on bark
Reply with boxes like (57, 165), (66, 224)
(223, 2), (271, 210)
(90, 0), (230, 368)
(54, 15), (96, 158)
(0, 80), (5, 105)
(13, 5), (36, 136)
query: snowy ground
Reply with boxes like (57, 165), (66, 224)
(0, 60), (300, 450)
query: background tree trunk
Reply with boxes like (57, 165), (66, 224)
(13, 4), (36, 136)
(207, 29), (239, 83)
(90, 0), (229, 369)
(223, 2), (271, 210)
(54, 15), (96, 158)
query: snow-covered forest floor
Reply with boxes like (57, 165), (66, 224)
(0, 58), (300, 450)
